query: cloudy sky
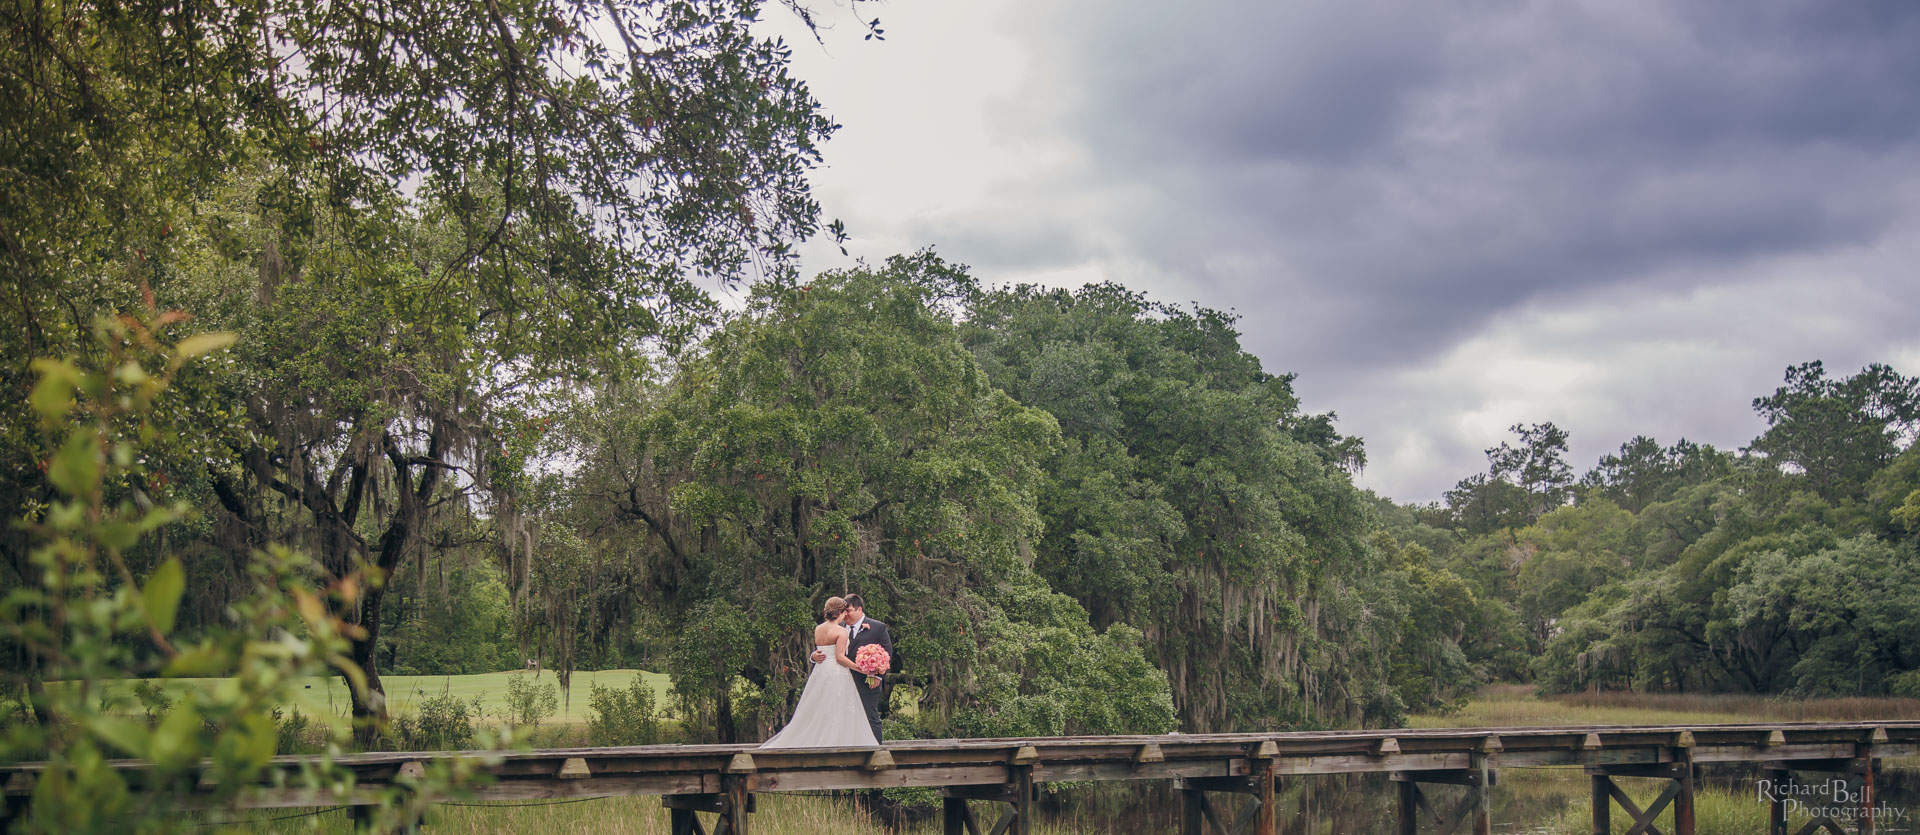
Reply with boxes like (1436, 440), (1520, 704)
(753, 0), (1920, 503)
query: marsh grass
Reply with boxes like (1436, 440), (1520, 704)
(1552, 690), (1920, 723)
(197, 794), (1110, 835)
(1413, 684), (1920, 728)
(1511, 768), (1846, 835)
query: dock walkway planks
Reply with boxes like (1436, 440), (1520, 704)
(5, 721), (1917, 833)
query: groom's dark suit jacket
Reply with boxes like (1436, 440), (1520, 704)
(843, 617), (894, 742)
(843, 616), (894, 678)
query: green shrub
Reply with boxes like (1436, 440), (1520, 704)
(500, 673), (559, 729)
(272, 708), (324, 755)
(392, 689), (481, 751)
(586, 675), (661, 746)
(129, 680), (173, 726)
(1892, 670), (1920, 699)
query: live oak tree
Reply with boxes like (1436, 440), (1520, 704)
(565, 254), (1173, 741)
(962, 283), (1411, 729)
(4, 0), (858, 734)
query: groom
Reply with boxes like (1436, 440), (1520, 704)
(813, 594), (892, 743)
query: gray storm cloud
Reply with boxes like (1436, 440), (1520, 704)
(770, 0), (1920, 501)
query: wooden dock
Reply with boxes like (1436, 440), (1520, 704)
(6, 722), (1918, 834)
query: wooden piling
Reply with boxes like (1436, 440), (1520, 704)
(942, 796), (970, 835)
(1181, 782), (1205, 835)
(723, 774), (750, 835)
(1673, 762), (1695, 835)
(1471, 752), (1491, 835)
(1765, 768), (1789, 835)
(1860, 753), (1877, 835)
(1397, 778), (1420, 835)
(1590, 774), (1610, 835)
(1253, 757), (1275, 835)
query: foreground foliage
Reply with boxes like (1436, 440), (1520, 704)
(1, 321), (492, 832)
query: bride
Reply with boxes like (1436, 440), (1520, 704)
(760, 597), (880, 748)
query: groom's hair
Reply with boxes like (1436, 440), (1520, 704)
(844, 594), (865, 610)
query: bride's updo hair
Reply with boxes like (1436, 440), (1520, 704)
(822, 596), (848, 622)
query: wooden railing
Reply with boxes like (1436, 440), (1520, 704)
(6, 722), (1918, 834)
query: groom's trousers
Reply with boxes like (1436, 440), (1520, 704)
(856, 678), (884, 743)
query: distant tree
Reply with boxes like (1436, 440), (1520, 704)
(1487, 422), (1574, 518)
(1443, 473), (1532, 536)
(1748, 362), (1920, 501)
(1580, 436), (1733, 512)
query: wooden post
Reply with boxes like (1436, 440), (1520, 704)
(722, 776), (751, 835)
(1765, 768), (1789, 835)
(1254, 758), (1275, 835)
(1673, 762), (1695, 835)
(1010, 764), (1033, 835)
(1181, 780), (1206, 835)
(1591, 774), (1611, 835)
(1471, 752), (1491, 835)
(1397, 779), (1420, 835)
(1859, 756), (1877, 835)
(942, 797), (966, 835)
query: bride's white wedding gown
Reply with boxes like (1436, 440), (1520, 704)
(760, 644), (879, 748)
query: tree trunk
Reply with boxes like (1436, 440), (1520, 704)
(716, 682), (737, 743)
(348, 586), (390, 742)
(342, 426), (448, 745)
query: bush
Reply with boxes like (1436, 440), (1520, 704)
(273, 708), (325, 755)
(1892, 670), (1920, 700)
(500, 673), (559, 730)
(130, 681), (173, 726)
(391, 689), (481, 751)
(586, 675), (662, 746)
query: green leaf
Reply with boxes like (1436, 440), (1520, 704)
(85, 716), (149, 759)
(27, 359), (80, 422)
(98, 521), (140, 551)
(238, 711), (278, 768)
(144, 558), (186, 636)
(47, 430), (101, 497)
(164, 646), (226, 677)
(174, 331), (237, 361)
(149, 700), (201, 770)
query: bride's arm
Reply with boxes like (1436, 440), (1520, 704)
(833, 630), (860, 670)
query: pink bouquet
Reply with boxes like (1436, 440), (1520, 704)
(854, 644), (890, 688)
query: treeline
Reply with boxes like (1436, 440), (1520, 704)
(2, 0), (1489, 751)
(7, 227), (1499, 744)
(544, 255), (1470, 739)
(1382, 364), (1920, 697)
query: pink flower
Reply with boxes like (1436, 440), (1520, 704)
(854, 645), (890, 687)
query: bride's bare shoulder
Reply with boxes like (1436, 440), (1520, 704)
(813, 621), (847, 642)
